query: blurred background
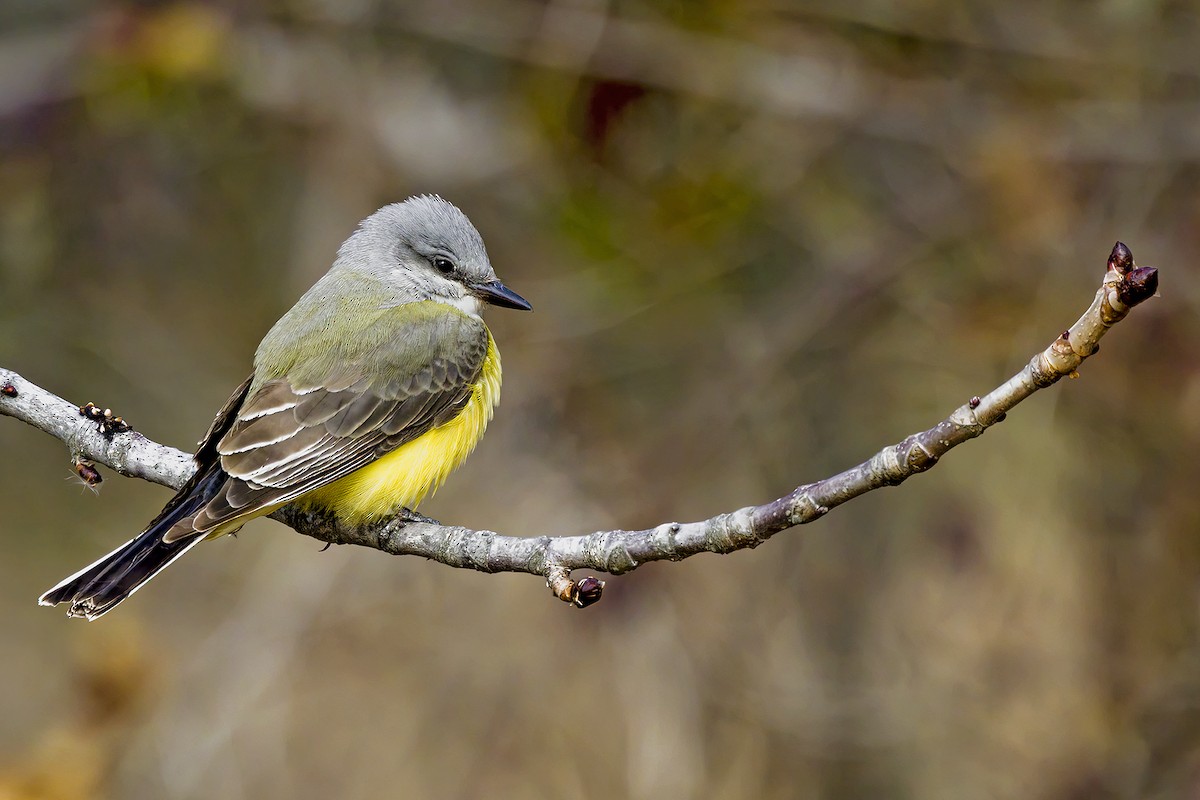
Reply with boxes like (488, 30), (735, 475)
(0, 1), (1196, 798)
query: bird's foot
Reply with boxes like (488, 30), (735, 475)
(394, 507), (441, 526)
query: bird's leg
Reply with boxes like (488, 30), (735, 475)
(394, 507), (441, 526)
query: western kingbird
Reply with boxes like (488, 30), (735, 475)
(40, 195), (531, 620)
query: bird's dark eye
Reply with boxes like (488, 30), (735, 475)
(431, 256), (455, 274)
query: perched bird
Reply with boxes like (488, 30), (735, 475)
(40, 196), (531, 620)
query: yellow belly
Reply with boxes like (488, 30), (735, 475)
(298, 336), (501, 522)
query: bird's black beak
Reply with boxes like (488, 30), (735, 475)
(470, 280), (532, 311)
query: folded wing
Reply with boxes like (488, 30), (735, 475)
(166, 306), (490, 540)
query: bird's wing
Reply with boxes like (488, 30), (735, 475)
(167, 309), (490, 539)
(196, 373), (254, 461)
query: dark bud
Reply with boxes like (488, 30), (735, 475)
(80, 402), (133, 440)
(1117, 266), (1159, 307)
(73, 458), (102, 487)
(1061, 330), (1071, 340)
(1108, 242), (1134, 275)
(995, 412), (1007, 423)
(571, 576), (606, 608)
(968, 396), (981, 409)
(0, 383), (16, 398)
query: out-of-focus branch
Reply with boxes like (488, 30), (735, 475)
(0, 244), (1159, 608)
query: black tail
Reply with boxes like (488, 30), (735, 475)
(39, 465), (227, 620)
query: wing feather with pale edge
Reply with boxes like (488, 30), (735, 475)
(163, 310), (490, 540)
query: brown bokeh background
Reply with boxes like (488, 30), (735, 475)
(1, 2), (1197, 798)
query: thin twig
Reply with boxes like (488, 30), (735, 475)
(0, 244), (1159, 607)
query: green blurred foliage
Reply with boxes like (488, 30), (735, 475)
(1, 0), (1197, 798)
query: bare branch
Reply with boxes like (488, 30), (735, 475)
(0, 244), (1159, 607)
(0, 373), (193, 488)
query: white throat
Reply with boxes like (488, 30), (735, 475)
(433, 292), (483, 318)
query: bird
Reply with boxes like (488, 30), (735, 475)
(39, 195), (531, 620)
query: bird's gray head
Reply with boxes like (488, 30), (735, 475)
(334, 195), (531, 315)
